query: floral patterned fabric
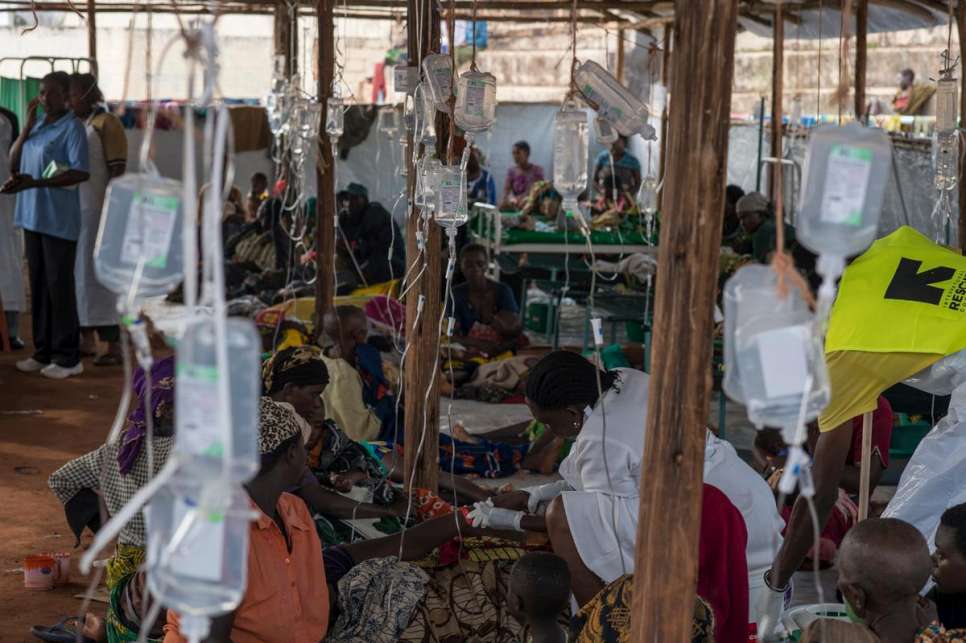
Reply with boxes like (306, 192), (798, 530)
(571, 575), (715, 643)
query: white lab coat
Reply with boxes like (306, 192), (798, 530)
(0, 113), (25, 313)
(703, 430), (784, 627)
(558, 368), (649, 584)
(74, 114), (118, 327)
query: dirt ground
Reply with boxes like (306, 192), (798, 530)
(0, 346), (126, 642)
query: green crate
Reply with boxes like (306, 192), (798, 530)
(889, 414), (932, 459)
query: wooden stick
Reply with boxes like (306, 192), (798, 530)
(275, 0), (298, 78)
(86, 0), (97, 73)
(858, 411), (874, 520)
(656, 25), (670, 211)
(616, 28), (626, 83)
(958, 0), (966, 254)
(314, 0), (336, 336)
(770, 3), (784, 201)
(855, 0), (868, 122)
(402, 0), (443, 494)
(629, 0), (739, 639)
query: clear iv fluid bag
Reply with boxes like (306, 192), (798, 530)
(422, 54), (453, 113)
(413, 83), (436, 144)
(415, 156), (443, 210)
(637, 175), (658, 215)
(723, 265), (830, 429)
(934, 132), (959, 191)
(935, 77), (958, 134)
(325, 97), (344, 140)
(94, 173), (185, 298)
(146, 482), (251, 619)
(298, 100), (322, 143)
(435, 165), (469, 228)
(454, 69), (497, 133)
(378, 106), (400, 137)
(553, 101), (589, 201)
(175, 316), (260, 483)
(574, 60), (656, 140)
(797, 123), (891, 259)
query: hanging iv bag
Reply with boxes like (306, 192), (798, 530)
(325, 97), (344, 140)
(146, 481), (253, 642)
(266, 55), (290, 136)
(934, 76), (958, 191)
(415, 156), (444, 210)
(378, 106), (400, 137)
(723, 264), (830, 433)
(298, 100), (322, 143)
(413, 83), (437, 145)
(422, 54), (454, 113)
(434, 165), (469, 229)
(175, 316), (260, 483)
(454, 69), (497, 133)
(94, 173), (185, 298)
(574, 60), (656, 140)
(797, 123), (891, 260)
(553, 99), (589, 214)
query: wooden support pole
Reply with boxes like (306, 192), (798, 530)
(402, 0), (443, 493)
(855, 0), (868, 122)
(616, 28), (626, 84)
(770, 4), (784, 201)
(628, 0), (739, 639)
(657, 26), (671, 210)
(86, 0), (97, 72)
(314, 0), (336, 329)
(858, 411), (874, 521)
(275, 0), (298, 78)
(958, 0), (966, 253)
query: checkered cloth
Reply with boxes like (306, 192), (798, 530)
(49, 437), (174, 547)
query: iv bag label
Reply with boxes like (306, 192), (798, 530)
(176, 364), (224, 459)
(167, 498), (225, 583)
(820, 145), (872, 227)
(120, 193), (179, 269)
(437, 177), (463, 216)
(756, 325), (810, 400)
(465, 80), (486, 117)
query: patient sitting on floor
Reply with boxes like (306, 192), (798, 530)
(508, 552), (571, 643)
(802, 518), (940, 642)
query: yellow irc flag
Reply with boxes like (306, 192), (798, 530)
(826, 226), (966, 356)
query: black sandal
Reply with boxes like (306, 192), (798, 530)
(30, 617), (96, 643)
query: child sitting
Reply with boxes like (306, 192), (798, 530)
(804, 517), (935, 642)
(931, 503), (966, 630)
(508, 552), (571, 643)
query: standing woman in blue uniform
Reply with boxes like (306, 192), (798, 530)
(1, 71), (89, 379)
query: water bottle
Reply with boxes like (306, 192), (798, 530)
(434, 165), (469, 229)
(797, 123), (892, 259)
(454, 69), (497, 133)
(175, 316), (260, 483)
(421, 53), (453, 113)
(574, 60), (656, 140)
(723, 265), (830, 430)
(94, 173), (185, 298)
(146, 481), (253, 642)
(553, 99), (589, 213)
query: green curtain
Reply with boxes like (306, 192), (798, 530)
(0, 76), (42, 128)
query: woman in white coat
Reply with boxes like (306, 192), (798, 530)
(68, 74), (127, 365)
(0, 108), (25, 347)
(468, 351), (649, 606)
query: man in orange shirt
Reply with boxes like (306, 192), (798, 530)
(164, 399), (329, 643)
